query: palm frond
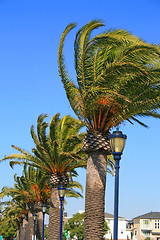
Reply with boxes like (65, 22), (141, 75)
(58, 20), (160, 132)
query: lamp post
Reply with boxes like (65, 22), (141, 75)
(110, 130), (127, 240)
(42, 205), (47, 240)
(58, 185), (66, 240)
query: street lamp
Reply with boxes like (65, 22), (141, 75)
(58, 185), (66, 240)
(42, 205), (47, 240)
(110, 130), (127, 240)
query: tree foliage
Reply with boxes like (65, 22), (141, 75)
(0, 204), (18, 240)
(1, 114), (86, 176)
(64, 212), (109, 239)
(64, 212), (84, 239)
(58, 20), (160, 133)
(0, 164), (84, 240)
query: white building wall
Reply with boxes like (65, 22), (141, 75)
(104, 218), (131, 240)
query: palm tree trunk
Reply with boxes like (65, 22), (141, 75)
(19, 222), (23, 240)
(48, 188), (60, 240)
(37, 211), (43, 240)
(26, 211), (34, 240)
(23, 219), (28, 240)
(20, 219), (28, 240)
(84, 151), (107, 240)
(16, 226), (20, 240)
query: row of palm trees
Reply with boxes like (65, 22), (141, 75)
(0, 164), (84, 239)
(0, 114), (87, 239)
(0, 20), (160, 240)
(0, 113), (114, 240)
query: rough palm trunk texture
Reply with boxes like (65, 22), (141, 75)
(20, 219), (28, 240)
(19, 223), (23, 240)
(84, 151), (107, 240)
(37, 211), (43, 240)
(16, 228), (20, 240)
(23, 219), (28, 240)
(26, 212), (34, 240)
(48, 188), (60, 240)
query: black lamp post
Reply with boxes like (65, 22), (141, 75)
(42, 205), (47, 240)
(58, 185), (66, 240)
(110, 130), (127, 240)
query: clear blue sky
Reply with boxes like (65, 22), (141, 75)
(0, 0), (160, 220)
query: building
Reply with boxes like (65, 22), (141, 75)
(64, 211), (132, 240)
(131, 212), (160, 240)
(64, 211), (160, 240)
(104, 213), (131, 240)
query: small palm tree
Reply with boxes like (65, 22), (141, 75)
(0, 208), (17, 239)
(0, 164), (84, 240)
(58, 20), (160, 239)
(15, 166), (51, 240)
(0, 200), (27, 240)
(0, 114), (86, 240)
(0, 169), (47, 240)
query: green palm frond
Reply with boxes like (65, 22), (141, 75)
(66, 180), (83, 199)
(49, 113), (60, 143)
(0, 165), (51, 208)
(74, 20), (105, 87)
(58, 20), (160, 133)
(1, 114), (86, 178)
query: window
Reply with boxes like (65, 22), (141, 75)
(143, 220), (149, 225)
(155, 220), (160, 229)
(142, 230), (150, 236)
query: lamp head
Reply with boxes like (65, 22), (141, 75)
(109, 130), (127, 155)
(33, 214), (37, 220)
(58, 185), (66, 199)
(42, 205), (47, 213)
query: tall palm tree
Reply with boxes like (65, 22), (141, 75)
(58, 20), (160, 239)
(0, 114), (86, 240)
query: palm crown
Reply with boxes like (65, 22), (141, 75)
(0, 166), (50, 213)
(58, 20), (160, 134)
(2, 114), (85, 172)
(1, 114), (86, 186)
(0, 164), (83, 214)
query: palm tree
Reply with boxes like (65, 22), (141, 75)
(0, 170), (46, 240)
(0, 206), (17, 239)
(0, 114), (86, 240)
(0, 164), (84, 240)
(0, 199), (27, 240)
(14, 166), (51, 240)
(58, 20), (160, 239)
